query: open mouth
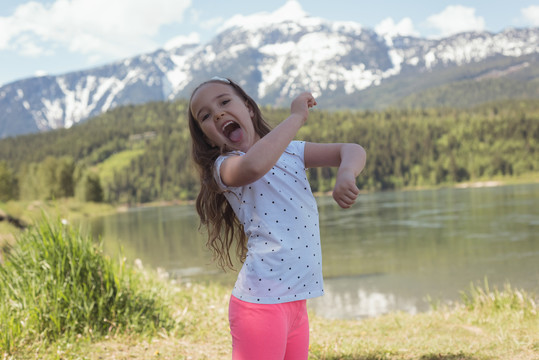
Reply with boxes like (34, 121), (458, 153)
(222, 121), (242, 142)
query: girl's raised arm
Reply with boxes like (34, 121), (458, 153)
(304, 142), (366, 208)
(220, 92), (316, 187)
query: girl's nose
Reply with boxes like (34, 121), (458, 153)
(215, 112), (225, 121)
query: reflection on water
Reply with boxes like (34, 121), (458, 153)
(310, 273), (423, 319)
(87, 183), (539, 319)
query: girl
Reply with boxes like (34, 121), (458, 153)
(188, 77), (366, 360)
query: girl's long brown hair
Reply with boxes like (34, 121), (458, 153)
(188, 78), (272, 270)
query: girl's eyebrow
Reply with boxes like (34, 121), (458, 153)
(195, 93), (230, 119)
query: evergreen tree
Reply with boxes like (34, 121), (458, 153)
(0, 161), (16, 202)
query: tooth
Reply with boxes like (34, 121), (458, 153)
(222, 121), (233, 132)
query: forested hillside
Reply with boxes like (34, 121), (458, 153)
(0, 99), (538, 204)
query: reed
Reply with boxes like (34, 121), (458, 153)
(0, 215), (175, 353)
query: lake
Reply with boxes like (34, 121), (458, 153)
(87, 183), (539, 319)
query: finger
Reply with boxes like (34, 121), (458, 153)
(337, 198), (352, 209)
(334, 193), (356, 208)
(341, 188), (359, 202)
(347, 184), (360, 196)
(344, 190), (359, 203)
(342, 196), (356, 207)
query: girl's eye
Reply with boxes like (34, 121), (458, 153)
(222, 99), (230, 106)
(201, 113), (210, 121)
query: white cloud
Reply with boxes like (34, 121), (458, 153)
(219, 0), (307, 33)
(201, 17), (226, 31)
(375, 17), (419, 38)
(0, 0), (191, 59)
(522, 5), (539, 26)
(164, 32), (200, 50)
(425, 5), (485, 37)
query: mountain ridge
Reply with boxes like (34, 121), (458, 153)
(0, 2), (538, 138)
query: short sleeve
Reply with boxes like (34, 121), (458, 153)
(214, 156), (228, 190)
(214, 151), (243, 190)
(286, 141), (305, 164)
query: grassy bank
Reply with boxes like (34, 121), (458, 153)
(1, 218), (537, 359)
(0, 198), (118, 227)
(29, 282), (538, 360)
(0, 198), (117, 251)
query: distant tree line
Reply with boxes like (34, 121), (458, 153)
(0, 99), (537, 205)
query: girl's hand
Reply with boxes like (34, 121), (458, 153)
(290, 92), (317, 123)
(333, 169), (360, 208)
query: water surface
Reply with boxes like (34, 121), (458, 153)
(88, 183), (539, 319)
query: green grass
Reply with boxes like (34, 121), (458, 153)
(0, 198), (117, 225)
(0, 198), (117, 250)
(307, 283), (538, 360)
(0, 216), (177, 355)
(95, 148), (145, 184)
(14, 277), (536, 360)
(0, 217), (537, 359)
(461, 279), (537, 316)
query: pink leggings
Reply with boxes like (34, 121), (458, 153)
(228, 295), (309, 360)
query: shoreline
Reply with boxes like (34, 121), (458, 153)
(121, 176), (539, 210)
(454, 180), (503, 188)
(1, 177), (537, 225)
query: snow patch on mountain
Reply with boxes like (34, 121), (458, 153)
(39, 98), (63, 130)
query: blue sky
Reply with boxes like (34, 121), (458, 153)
(1, 0), (538, 86)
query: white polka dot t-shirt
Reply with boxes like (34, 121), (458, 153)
(214, 140), (324, 304)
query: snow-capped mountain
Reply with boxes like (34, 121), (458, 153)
(1, 1), (538, 138)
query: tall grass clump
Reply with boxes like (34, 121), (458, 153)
(460, 278), (537, 317)
(0, 216), (176, 353)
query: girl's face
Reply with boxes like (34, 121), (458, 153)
(190, 82), (260, 153)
